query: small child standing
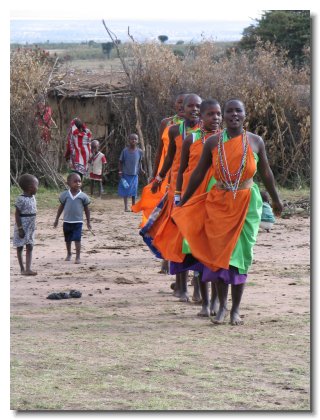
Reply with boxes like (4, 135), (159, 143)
(88, 140), (107, 198)
(260, 191), (276, 232)
(13, 174), (39, 275)
(118, 133), (145, 212)
(53, 172), (91, 264)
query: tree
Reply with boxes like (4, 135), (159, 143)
(101, 42), (114, 59)
(239, 10), (310, 66)
(158, 35), (169, 44)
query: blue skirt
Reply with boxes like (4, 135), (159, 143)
(118, 174), (138, 197)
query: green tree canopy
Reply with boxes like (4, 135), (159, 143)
(239, 10), (310, 66)
(158, 35), (169, 43)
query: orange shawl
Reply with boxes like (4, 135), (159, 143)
(131, 124), (171, 227)
(151, 128), (208, 262)
(172, 133), (256, 270)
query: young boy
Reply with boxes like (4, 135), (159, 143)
(118, 133), (145, 212)
(53, 172), (91, 264)
(88, 140), (107, 198)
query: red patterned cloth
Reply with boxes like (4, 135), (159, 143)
(35, 102), (52, 142)
(65, 119), (92, 176)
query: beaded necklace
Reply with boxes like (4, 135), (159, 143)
(200, 126), (220, 144)
(181, 120), (200, 141)
(216, 128), (249, 199)
(172, 114), (184, 125)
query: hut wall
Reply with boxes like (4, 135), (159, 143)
(48, 96), (114, 140)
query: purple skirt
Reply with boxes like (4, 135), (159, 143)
(202, 265), (247, 285)
(169, 254), (204, 275)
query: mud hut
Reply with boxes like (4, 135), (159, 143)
(47, 69), (132, 178)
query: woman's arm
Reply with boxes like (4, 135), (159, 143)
(152, 119), (168, 178)
(253, 135), (283, 216)
(179, 138), (214, 206)
(151, 125), (179, 193)
(175, 134), (192, 193)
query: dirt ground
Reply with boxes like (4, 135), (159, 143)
(10, 195), (310, 411)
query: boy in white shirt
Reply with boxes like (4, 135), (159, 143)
(53, 173), (91, 264)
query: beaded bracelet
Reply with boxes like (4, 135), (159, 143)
(154, 175), (163, 183)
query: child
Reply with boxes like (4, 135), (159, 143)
(88, 140), (107, 198)
(65, 118), (92, 179)
(118, 133), (145, 212)
(260, 191), (276, 232)
(13, 174), (39, 275)
(53, 172), (91, 264)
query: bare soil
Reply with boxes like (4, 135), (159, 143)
(10, 195), (310, 411)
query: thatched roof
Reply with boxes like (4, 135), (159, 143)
(47, 69), (130, 98)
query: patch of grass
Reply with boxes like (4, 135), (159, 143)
(278, 186), (310, 202)
(10, 186), (60, 211)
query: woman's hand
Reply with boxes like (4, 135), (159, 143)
(272, 199), (283, 217)
(151, 175), (163, 193)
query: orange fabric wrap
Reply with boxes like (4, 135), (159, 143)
(172, 134), (256, 271)
(182, 136), (214, 195)
(152, 132), (212, 262)
(150, 133), (184, 261)
(131, 125), (171, 226)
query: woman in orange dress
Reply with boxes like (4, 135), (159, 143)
(131, 93), (186, 227)
(172, 99), (283, 325)
(132, 94), (186, 275)
(171, 99), (222, 315)
(140, 94), (202, 302)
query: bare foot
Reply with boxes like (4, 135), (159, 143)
(192, 295), (202, 304)
(22, 270), (37, 276)
(211, 306), (228, 324)
(159, 260), (169, 274)
(173, 289), (181, 298)
(179, 293), (189, 302)
(75, 258), (81, 264)
(230, 311), (244, 326)
(210, 300), (219, 316)
(197, 305), (210, 317)
(65, 254), (72, 261)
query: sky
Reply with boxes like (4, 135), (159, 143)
(2, 0), (319, 418)
(9, 0), (263, 21)
(8, 0), (313, 21)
